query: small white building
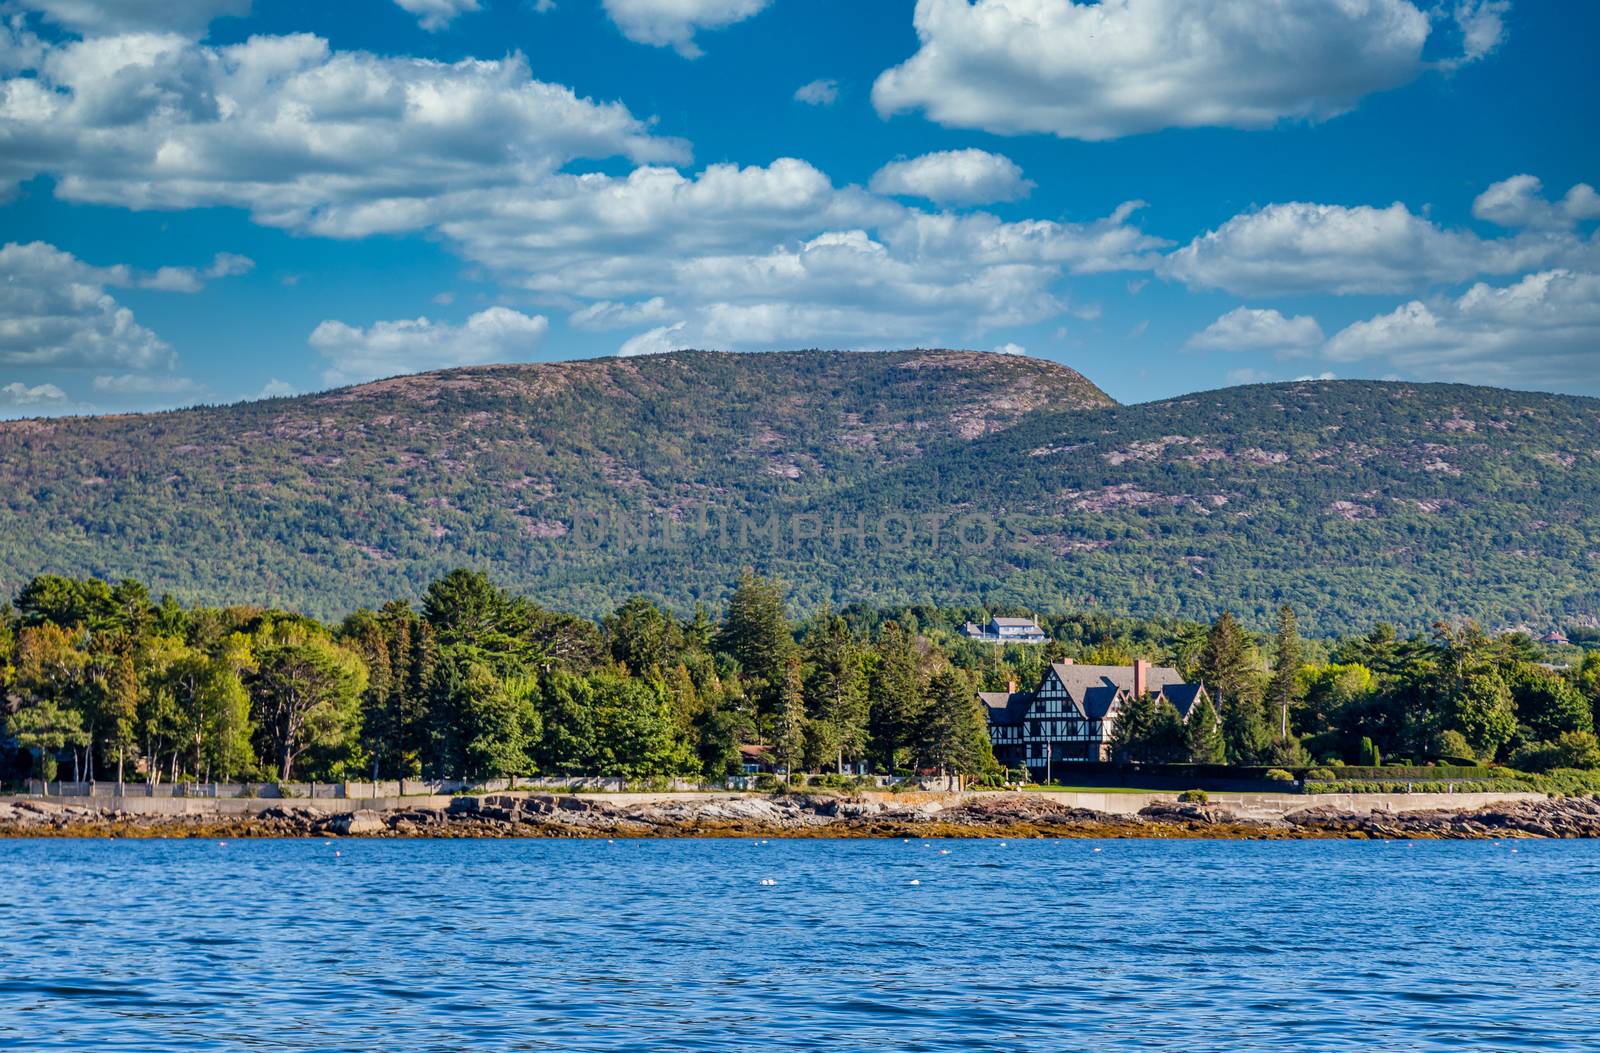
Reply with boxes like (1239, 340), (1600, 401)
(962, 616), (1048, 645)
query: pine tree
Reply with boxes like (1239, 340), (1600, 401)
(716, 570), (793, 711)
(802, 614), (868, 772)
(917, 670), (993, 778)
(1183, 695), (1226, 764)
(1197, 612), (1271, 764)
(1267, 604), (1301, 740)
(773, 656), (807, 778)
(867, 621), (923, 773)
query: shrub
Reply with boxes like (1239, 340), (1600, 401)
(1433, 729), (1477, 765)
(1308, 767), (1335, 781)
(1509, 732), (1600, 773)
(754, 773), (780, 792)
(1177, 789), (1209, 804)
(1357, 737), (1381, 767)
(1265, 768), (1296, 783)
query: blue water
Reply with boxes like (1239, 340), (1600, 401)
(2, 838), (1598, 1051)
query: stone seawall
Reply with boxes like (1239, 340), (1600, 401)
(10, 787), (1547, 821)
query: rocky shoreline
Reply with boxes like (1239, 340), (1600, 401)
(5, 792), (1600, 841)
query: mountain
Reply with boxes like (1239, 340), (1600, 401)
(0, 349), (1595, 633)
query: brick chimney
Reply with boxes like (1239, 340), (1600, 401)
(1060, 657), (1074, 665)
(1006, 679), (1018, 694)
(1133, 659), (1149, 698)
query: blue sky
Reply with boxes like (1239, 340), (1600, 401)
(1, 0), (1597, 416)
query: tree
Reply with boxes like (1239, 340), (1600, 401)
(1196, 613), (1269, 764)
(867, 621), (924, 772)
(772, 656), (807, 777)
(84, 639), (139, 784)
(1510, 666), (1593, 741)
(585, 672), (697, 778)
(1183, 696), (1226, 764)
(6, 698), (88, 781)
(445, 659), (539, 780)
(1266, 605), (1301, 740)
(915, 670), (994, 778)
(802, 615), (868, 772)
(1108, 693), (1183, 764)
(605, 597), (682, 676)
(716, 570), (792, 708)
(250, 635), (367, 782)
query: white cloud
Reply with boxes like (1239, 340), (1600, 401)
(1448, 0), (1510, 66)
(1323, 270), (1600, 389)
(570, 297), (676, 331)
(393, 0), (480, 31)
(794, 78), (838, 106)
(618, 321), (690, 357)
(991, 342), (1026, 356)
(1, 33), (687, 233)
(1187, 307), (1323, 353)
(18, 0), (249, 36)
(91, 372), (204, 396)
(0, 380), (68, 408)
(1473, 175), (1600, 232)
(872, 0), (1495, 141)
(0, 241), (174, 369)
(1163, 200), (1596, 296)
(254, 378), (296, 399)
(869, 148), (1033, 206)
(309, 306), (550, 385)
(601, 0), (771, 58)
(1293, 371), (1337, 381)
(1225, 367), (1273, 385)
(138, 252), (255, 293)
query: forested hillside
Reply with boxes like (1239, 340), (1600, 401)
(0, 349), (1596, 633)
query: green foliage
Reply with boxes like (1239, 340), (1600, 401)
(1358, 737), (1382, 767)
(1265, 768), (1295, 783)
(1177, 789), (1209, 804)
(1508, 731), (1600, 773)
(916, 669), (995, 777)
(3, 354), (1597, 636)
(1182, 696), (1227, 764)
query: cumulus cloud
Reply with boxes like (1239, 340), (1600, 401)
(618, 321), (690, 357)
(393, 0), (480, 31)
(873, 0), (1498, 141)
(18, 0), (249, 36)
(1473, 175), (1600, 232)
(91, 372), (204, 397)
(0, 241), (175, 369)
(138, 252), (255, 293)
(309, 306), (550, 385)
(0, 380), (69, 409)
(1323, 269), (1600, 390)
(601, 0), (770, 58)
(1164, 200), (1597, 296)
(0, 33), (687, 232)
(869, 149), (1033, 206)
(570, 297), (676, 331)
(254, 378), (296, 399)
(794, 78), (838, 106)
(991, 342), (1026, 356)
(1187, 307), (1323, 353)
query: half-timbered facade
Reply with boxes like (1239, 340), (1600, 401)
(979, 660), (1208, 772)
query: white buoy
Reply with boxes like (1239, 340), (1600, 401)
(760, 878), (776, 886)
(1092, 847), (1102, 853)
(908, 879), (921, 886)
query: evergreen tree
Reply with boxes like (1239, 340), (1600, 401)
(1183, 695), (1226, 764)
(802, 614), (868, 772)
(1196, 612), (1270, 764)
(1108, 690), (1158, 763)
(716, 570), (793, 709)
(1266, 604), (1301, 740)
(1510, 665), (1593, 741)
(916, 670), (993, 778)
(773, 656), (807, 777)
(867, 621), (923, 772)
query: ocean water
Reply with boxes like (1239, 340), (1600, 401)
(2, 837), (1597, 1051)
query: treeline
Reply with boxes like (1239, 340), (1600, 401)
(2, 571), (1597, 788)
(0, 570), (993, 785)
(1105, 607), (1600, 774)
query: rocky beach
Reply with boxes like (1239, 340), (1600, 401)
(6, 792), (1600, 841)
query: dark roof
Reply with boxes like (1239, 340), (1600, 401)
(1162, 683), (1207, 718)
(991, 617), (1040, 628)
(978, 690), (1033, 725)
(738, 744), (772, 758)
(1080, 685), (1120, 720)
(1048, 662), (1190, 697)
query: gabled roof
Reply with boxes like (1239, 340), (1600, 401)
(978, 690), (1033, 725)
(991, 616), (1040, 628)
(1161, 683), (1207, 719)
(1047, 662), (1190, 698)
